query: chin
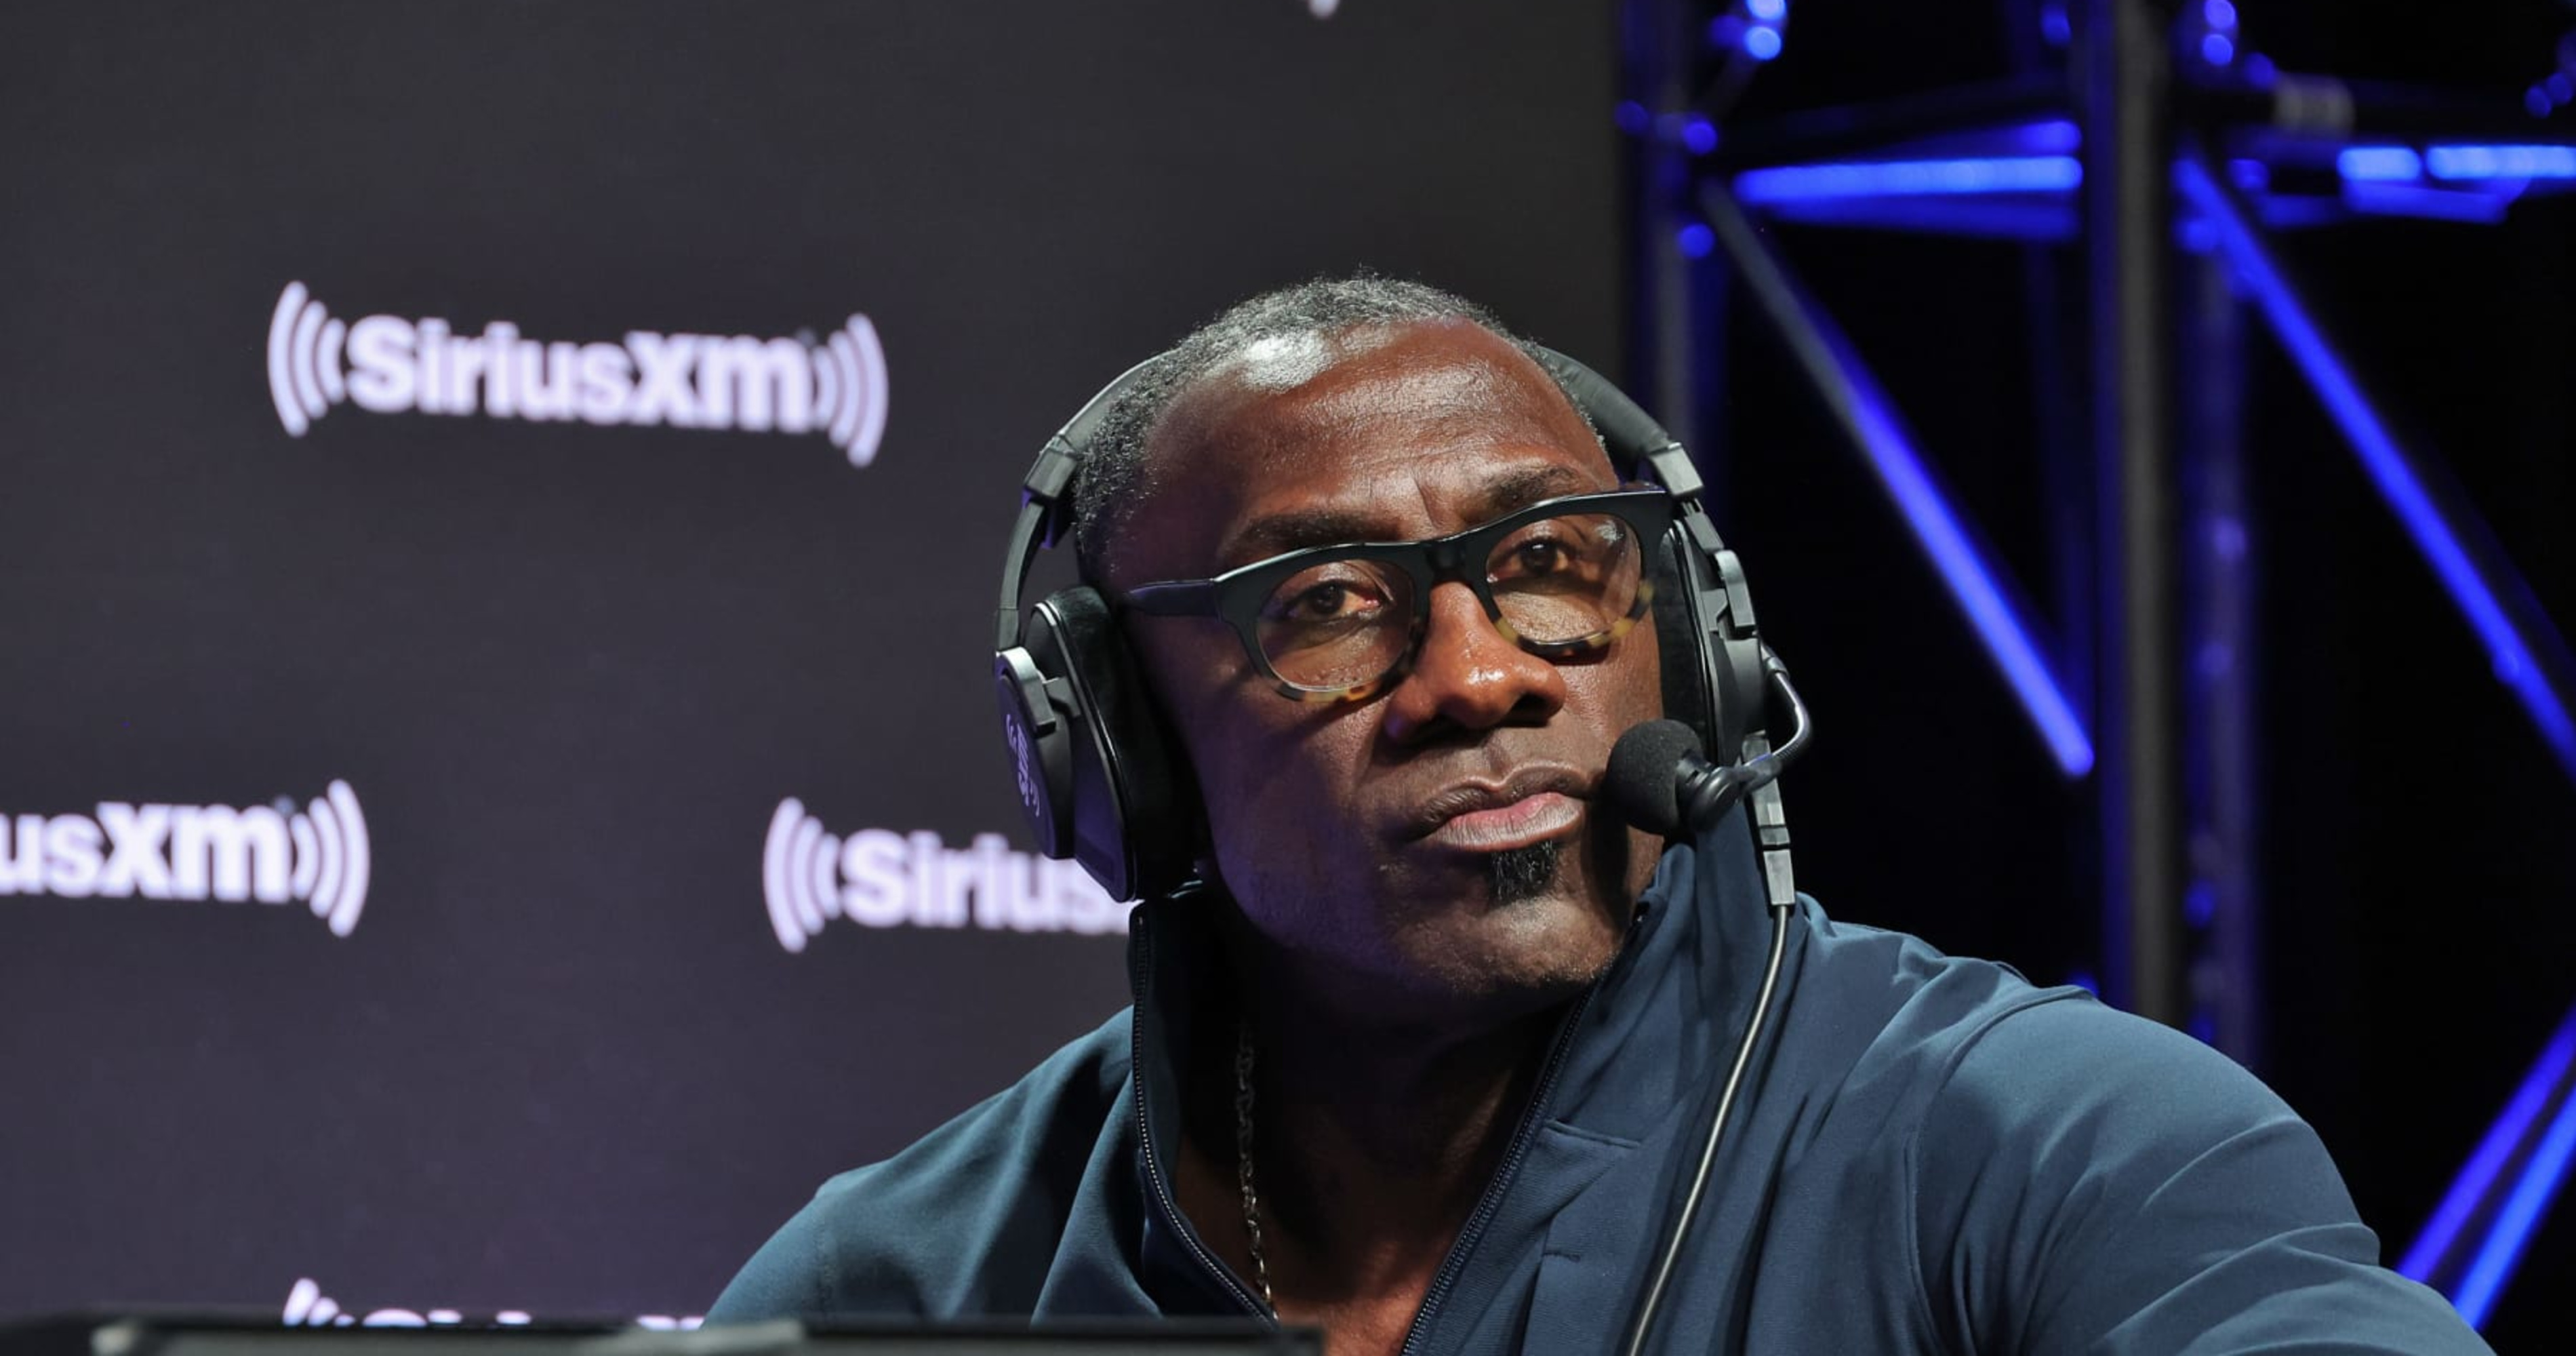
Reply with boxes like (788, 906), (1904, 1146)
(1222, 829), (1638, 1029)
(1396, 875), (1628, 1018)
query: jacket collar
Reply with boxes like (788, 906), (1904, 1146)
(1121, 877), (1256, 1315)
(1549, 804), (1796, 1145)
(1121, 808), (1788, 1313)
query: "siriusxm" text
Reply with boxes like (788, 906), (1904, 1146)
(266, 283), (887, 462)
(763, 801), (1125, 952)
(0, 782), (371, 936)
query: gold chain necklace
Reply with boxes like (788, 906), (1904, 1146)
(1233, 1016), (1274, 1311)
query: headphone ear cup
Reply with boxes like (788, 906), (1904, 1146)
(1009, 586), (1199, 902)
(1717, 634), (1767, 762)
(994, 639), (1079, 862)
(1649, 527), (1725, 755)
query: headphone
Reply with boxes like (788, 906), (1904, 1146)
(991, 344), (1788, 904)
(995, 340), (1811, 1353)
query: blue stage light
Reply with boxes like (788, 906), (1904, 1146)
(2426, 144), (2576, 180)
(2341, 143), (2576, 183)
(1746, 0), (1787, 21)
(1710, 188), (2091, 778)
(2530, 87), (2557, 119)
(2337, 145), (2425, 182)
(1744, 24), (1784, 60)
(2204, 0), (2236, 27)
(2201, 33), (2236, 65)
(2019, 118), (2083, 154)
(2552, 73), (2574, 102)
(2041, 3), (2072, 47)
(2455, 1058), (2576, 1327)
(2177, 157), (2576, 780)
(1708, 184), (2094, 773)
(2398, 1003), (2576, 1329)
(2344, 181), (2516, 225)
(1615, 100), (1649, 135)
(1677, 223), (1715, 258)
(1798, 320), (2092, 776)
(1683, 116), (1718, 155)
(1748, 195), (2078, 241)
(1894, 117), (2079, 159)
(1735, 155), (2082, 204)
(2399, 1016), (2573, 1284)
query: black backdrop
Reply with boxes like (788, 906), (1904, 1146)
(6, 0), (2571, 1342)
(0, 0), (1621, 1323)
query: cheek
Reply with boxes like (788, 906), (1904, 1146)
(1191, 702), (1373, 858)
(1565, 625), (1666, 730)
(1624, 616), (1668, 725)
(1130, 625), (1358, 850)
(1171, 703), (1385, 929)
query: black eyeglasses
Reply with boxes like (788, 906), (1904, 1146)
(1121, 487), (1673, 703)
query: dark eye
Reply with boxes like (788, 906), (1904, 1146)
(1508, 540), (1574, 576)
(1265, 575), (1390, 624)
(1293, 582), (1359, 620)
(1492, 526), (1598, 582)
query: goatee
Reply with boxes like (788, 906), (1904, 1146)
(1487, 841), (1563, 904)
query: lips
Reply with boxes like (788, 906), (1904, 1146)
(1407, 766), (1591, 852)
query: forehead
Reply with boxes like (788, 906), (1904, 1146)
(1119, 320), (1619, 581)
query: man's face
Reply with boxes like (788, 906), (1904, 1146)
(1110, 319), (1666, 1029)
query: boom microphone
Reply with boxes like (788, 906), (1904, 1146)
(1601, 709), (1810, 1356)
(1605, 718), (1761, 837)
(1603, 719), (1701, 835)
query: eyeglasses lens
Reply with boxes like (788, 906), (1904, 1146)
(1252, 510), (1645, 692)
(1255, 558), (1415, 692)
(1489, 511), (1645, 643)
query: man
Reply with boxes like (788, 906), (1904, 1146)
(710, 279), (2489, 1353)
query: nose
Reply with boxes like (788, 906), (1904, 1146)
(1380, 580), (1568, 743)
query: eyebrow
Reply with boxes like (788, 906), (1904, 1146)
(1220, 460), (1598, 567)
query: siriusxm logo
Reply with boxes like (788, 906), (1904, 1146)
(282, 1277), (698, 1331)
(266, 282), (889, 464)
(761, 799), (1126, 953)
(0, 782), (371, 936)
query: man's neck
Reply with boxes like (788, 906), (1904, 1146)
(1249, 995), (1558, 1267)
(1167, 939), (1577, 1353)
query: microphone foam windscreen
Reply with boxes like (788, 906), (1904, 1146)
(1605, 719), (1703, 837)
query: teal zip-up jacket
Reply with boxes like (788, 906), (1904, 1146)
(708, 812), (2490, 1353)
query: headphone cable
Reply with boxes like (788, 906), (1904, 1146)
(1619, 897), (1794, 1356)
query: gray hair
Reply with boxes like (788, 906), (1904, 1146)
(1069, 275), (1593, 584)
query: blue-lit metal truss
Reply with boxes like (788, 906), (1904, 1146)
(1633, 0), (2576, 1328)
(1699, 180), (2096, 776)
(2400, 1002), (2576, 1327)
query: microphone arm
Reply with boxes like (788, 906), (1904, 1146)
(1619, 649), (1812, 1356)
(1678, 652), (1813, 910)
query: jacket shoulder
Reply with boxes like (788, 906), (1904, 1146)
(1908, 991), (2488, 1352)
(1788, 903), (2081, 1088)
(708, 1007), (1138, 1321)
